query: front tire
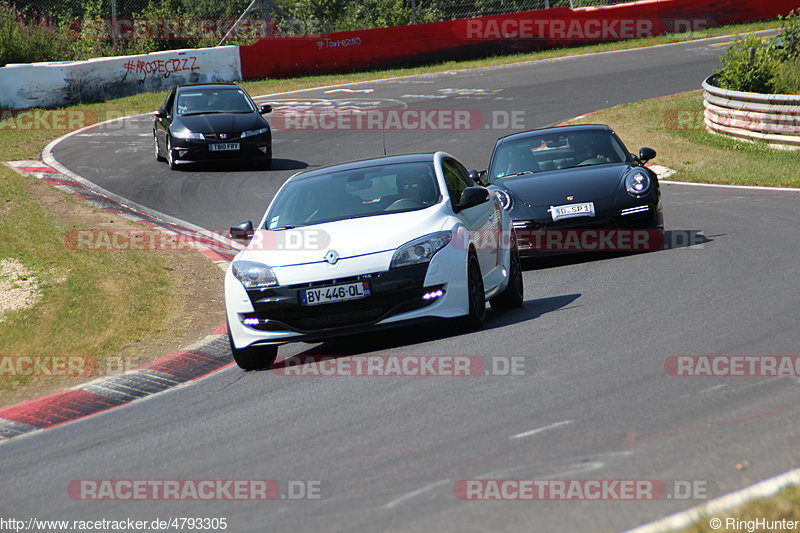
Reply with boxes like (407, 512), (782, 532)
(228, 324), (278, 370)
(490, 244), (524, 311)
(464, 253), (486, 330)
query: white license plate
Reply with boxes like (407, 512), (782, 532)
(209, 143), (240, 151)
(300, 281), (371, 306)
(551, 202), (595, 221)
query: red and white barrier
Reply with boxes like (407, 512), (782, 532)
(239, 0), (800, 80)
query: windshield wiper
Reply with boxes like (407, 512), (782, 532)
(502, 171), (535, 178)
(270, 224), (305, 230)
(180, 111), (226, 116)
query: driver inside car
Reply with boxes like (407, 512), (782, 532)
(389, 168), (436, 210)
(573, 136), (611, 164)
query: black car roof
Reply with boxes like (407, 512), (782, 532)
(175, 83), (244, 92)
(496, 124), (615, 145)
(292, 153), (437, 180)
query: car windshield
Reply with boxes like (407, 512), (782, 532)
(489, 130), (629, 180)
(264, 161), (441, 229)
(176, 88), (254, 115)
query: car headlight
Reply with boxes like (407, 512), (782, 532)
(494, 189), (512, 210)
(390, 231), (452, 269)
(172, 130), (204, 140)
(240, 127), (270, 138)
(625, 171), (651, 196)
(232, 260), (278, 289)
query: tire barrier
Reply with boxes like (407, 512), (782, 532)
(703, 74), (800, 149)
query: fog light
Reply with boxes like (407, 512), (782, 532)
(422, 289), (444, 301)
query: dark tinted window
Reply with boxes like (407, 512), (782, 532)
(489, 130), (629, 179)
(176, 87), (255, 116)
(265, 161), (440, 229)
(161, 89), (175, 115)
(442, 158), (472, 205)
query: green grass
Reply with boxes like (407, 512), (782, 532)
(680, 485), (800, 533)
(568, 90), (800, 187)
(0, 166), (175, 393)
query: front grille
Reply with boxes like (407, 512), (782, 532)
(203, 132), (240, 140)
(243, 265), (431, 332)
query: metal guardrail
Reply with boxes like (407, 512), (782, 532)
(703, 74), (800, 148)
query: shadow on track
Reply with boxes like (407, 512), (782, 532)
(270, 293), (582, 363)
(521, 229), (714, 270)
(172, 158), (309, 172)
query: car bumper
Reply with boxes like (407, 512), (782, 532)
(170, 134), (271, 164)
(512, 203), (664, 255)
(225, 244), (471, 349)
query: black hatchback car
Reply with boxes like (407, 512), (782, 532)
(472, 124), (664, 255)
(153, 83), (273, 170)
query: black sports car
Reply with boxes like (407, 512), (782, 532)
(471, 124), (664, 255)
(153, 83), (273, 170)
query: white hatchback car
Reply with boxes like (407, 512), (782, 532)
(224, 152), (524, 369)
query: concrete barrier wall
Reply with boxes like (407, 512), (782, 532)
(0, 46), (241, 110)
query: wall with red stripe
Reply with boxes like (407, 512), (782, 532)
(240, 0), (800, 80)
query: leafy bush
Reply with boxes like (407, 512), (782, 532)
(713, 10), (800, 94)
(0, 3), (75, 66)
(714, 35), (781, 93)
(772, 60), (800, 94)
(778, 10), (800, 61)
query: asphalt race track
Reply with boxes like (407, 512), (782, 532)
(2, 35), (799, 532)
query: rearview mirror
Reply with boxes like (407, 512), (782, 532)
(638, 147), (656, 163)
(456, 187), (489, 212)
(230, 220), (254, 243)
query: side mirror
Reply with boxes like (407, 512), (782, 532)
(230, 220), (254, 243)
(259, 104), (273, 115)
(456, 187), (489, 212)
(638, 147), (656, 163)
(154, 109), (166, 119)
(467, 169), (482, 184)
